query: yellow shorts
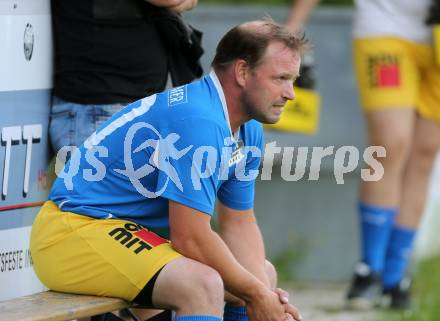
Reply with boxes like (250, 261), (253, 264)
(353, 37), (440, 122)
(30, 201), (181, 301)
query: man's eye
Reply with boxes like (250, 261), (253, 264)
(276, 76), (288, 82)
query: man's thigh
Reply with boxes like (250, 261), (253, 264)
(31, 201), (181, 302)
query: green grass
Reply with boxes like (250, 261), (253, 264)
(271, 239), (308, 284)
(376, 256), (440, 321)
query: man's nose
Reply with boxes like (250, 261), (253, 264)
(283, 83), (295, 100)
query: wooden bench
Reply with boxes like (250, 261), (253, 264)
(0, 290), (130, 321)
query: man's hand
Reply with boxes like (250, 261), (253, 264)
(275, 288), (290, 304)
(169, 0), (197, 13)
(246, 287), (302, 321)
(246, 288), (285, 321)
(274, 288), (302, 321)
(146, 0), (197, 12)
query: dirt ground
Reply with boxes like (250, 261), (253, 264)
(288, 283), (379, 321)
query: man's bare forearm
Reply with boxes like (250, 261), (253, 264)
(218, 204), (270, 287)
(172, 223), (267, 303)
(168, 200), (289, 321)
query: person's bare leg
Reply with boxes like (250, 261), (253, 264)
(111, 255), (223, 320)
(358, 108), (415, 269)
(381, 116), (440, 293)
(151, 257), (224, 317)
(360, 109), (415, 206)
(397, 116), (440, 228)
(133, 259), (275, 319)
(347, 108), (416, 307)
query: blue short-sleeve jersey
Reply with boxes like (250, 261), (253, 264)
(49, 72), (264, 229)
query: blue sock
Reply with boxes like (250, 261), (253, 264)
(224, 305), (248, 321)
(358, 202), (397, 272)
(174, 316), (222, 321)
(382, 225), (416, 289)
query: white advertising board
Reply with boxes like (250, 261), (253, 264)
(0, 0), (52, 301)
(0, 226), (47, 301)
(0, 7), (52, 91)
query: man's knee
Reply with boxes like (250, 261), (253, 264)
(376, 134), (410, 167)
(152, 258), (224, 313)
(174, 262), (224, 309)
(412, 139), (440, 169)
(195, 265), (225, 306)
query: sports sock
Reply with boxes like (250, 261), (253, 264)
(358, 202), (397, 272)
(223, 305), (248, 321)
(174, 316), (222, 321)
(382, 225), (416, 289)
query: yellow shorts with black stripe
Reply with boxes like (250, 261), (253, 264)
(30, 201), (181, 301)
(353, 37), (440, 122)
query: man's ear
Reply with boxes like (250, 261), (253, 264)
(234, 59), (249, 88)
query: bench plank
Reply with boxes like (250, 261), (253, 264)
(0, 291), (129, 321)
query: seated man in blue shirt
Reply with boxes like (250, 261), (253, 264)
(30, 19), (308, 321)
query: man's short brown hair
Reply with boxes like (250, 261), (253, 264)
(211, 18), (310, 71)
